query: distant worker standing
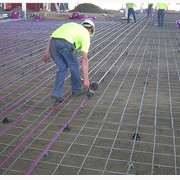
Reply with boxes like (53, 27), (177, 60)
(147, 2), (153, 19)
(126, 2), (137, 23)
(156, 2), (168, 28)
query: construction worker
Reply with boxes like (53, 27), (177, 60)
(126, 2), (136, 23)
(42, 20), (95, 103)
(156, 2), (168, 28)
(147, 2), (153, 19)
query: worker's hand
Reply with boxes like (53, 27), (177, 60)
(42, 53), (50, 63)
(83, 79), (90, 89)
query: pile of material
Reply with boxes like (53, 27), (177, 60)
(71, 3), (107, 13)
(69, 3), (111, 20)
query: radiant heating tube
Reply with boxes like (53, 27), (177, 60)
(164, 38), (177, 175)
(0, 17), (149, 173)
(151, 35), (160, 175)
(25, 21), (149, 175)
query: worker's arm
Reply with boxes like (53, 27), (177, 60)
(43, 38), (51, 63)
(81, 51), (90, 89)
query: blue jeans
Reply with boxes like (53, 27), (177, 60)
(50, 38), (81, 98)
(157, 9), (165, 28)
(147, 7), (152, 18)
(127, 8), (136, 23)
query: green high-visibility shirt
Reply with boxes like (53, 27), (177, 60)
(148, 2), (153, 6)
(50, 22), (90, 53)
(156, 2), (167, 9)
(126, 3), (135, 8)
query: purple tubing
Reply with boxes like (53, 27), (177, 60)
(0, 57), (37, 79)
(0, 64), (42, 88)
(10, 11), (22, 19)
(0, 93), (50, 136)
(24, 97), (87, 175)
(0, 74), (54, 117)
(0, 64), (55, 101)
(0, 94), (71, 169)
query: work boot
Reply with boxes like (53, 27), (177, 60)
(72, 89), (86, 96)
(51, 96), (64, 103)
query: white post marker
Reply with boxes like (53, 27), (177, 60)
(22, 2), (26, 20)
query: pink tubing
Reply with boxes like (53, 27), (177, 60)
(0, 74), (54, 117)
(0, 94), (71, 169)
(25, 97), (87, 174)
(0, 64), (55, 101)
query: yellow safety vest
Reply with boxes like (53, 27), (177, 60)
(156, 2), (167, 10)
(126, 3), (135, 8)
(51, 22), (90, 53)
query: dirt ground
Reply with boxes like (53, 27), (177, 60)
(34, 10), (120, 21)
(0, 10), (180, 175)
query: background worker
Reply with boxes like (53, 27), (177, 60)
(147, 2), (153, 19)
(42, 20), (95, 103)
(126, 2), (136, 23)
(156, 2), (168, 28)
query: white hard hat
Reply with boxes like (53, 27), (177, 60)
(81, 19), (95, 37)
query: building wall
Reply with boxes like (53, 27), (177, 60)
(11, 3), (44, 11)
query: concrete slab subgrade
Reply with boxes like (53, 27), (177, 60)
(0, 12), (180, 175)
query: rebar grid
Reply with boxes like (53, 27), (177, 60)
(0, 13), (180, 175)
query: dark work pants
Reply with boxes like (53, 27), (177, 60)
(147, 7), (153, 18)
(127, 8), (136, 23)
(157, 9), (165, 28)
